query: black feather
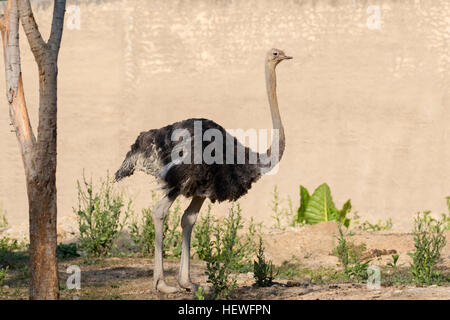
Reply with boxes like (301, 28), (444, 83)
(115, 118), (262, 202)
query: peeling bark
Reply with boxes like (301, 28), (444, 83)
(0, 0), (66, 300)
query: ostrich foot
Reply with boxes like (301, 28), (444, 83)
(178, 280), (213, 294)
(155, 279), (180, 294)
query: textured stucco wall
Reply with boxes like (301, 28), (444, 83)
(0, 0), (449, 231)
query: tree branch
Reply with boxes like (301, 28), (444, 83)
(17, 0), (46, 63)
(1, 0), (36, 175)
(48, 0), (66, 54)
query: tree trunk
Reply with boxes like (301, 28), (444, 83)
(0, 0), (66, 300)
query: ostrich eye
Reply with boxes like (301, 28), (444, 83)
(273, 52), (278, 56)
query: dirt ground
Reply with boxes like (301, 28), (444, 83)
(1, 221), (449, 300)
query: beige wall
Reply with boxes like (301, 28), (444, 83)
(0, 0), (449, 231)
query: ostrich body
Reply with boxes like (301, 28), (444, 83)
(115, 49), (292, 293)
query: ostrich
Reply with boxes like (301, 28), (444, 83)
(115, 48), (292, 293)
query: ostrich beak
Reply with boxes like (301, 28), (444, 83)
(282, 55), (293, 60)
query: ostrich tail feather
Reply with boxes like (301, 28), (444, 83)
(114, 151), (137, 182)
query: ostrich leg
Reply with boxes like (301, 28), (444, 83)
(178, 196), (205, 290)
(152, 195), (178, 293)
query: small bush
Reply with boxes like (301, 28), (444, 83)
(199, 204), (260, 299)
(0, 236), (27, 282)
(163, 201), (183, 258)
(334, 224), (370, 282)
(253, 237), (276, 287)
(129, 193), (182, 258)
(192, 204), (215, 260)
(270, 186), (295, 229)
(194, 286), (205, 300)
(75, 173), (131, 256)
(0, 237), (26, 253)
(57, 243), (80, 259)
(408, 211), (447, 285)
(0, 266), (8, 287)
(129, 207), (156, 256)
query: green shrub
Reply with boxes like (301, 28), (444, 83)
(163, 201), (183, 258)
(194, 286), (205, 300)
(199, 204), (260, 299)
(386, 254), (402, 279)
(296, 183), (352, 227)
(0, 237), (26, 253)
(444, 196), (450, 231)
(253, 237), (276, 287)
(0, 236), (27, 280)
(75, 173), (131, 256)
(334, 224), (370, 282)
(129, 207), (156, 256)
(351, 212), (393, 231)
(0, 266), (8, 287)
(270, 186), (295, 229)
(129, 193), (182, 258)
(192, 204), (215, 260)
(408, 211), (447, 285)
(57, 243), (80, 259)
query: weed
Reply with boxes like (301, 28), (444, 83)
(204, 228), (238, 299)
(0, 266), (8, 287)
(444, 196), (450, 230)
(0, 235), (28, 288)
(408, 211), (447, 285)
(387, 254), (401, 272)
(129, 191), (157, 256)
(0, 237), (26, 253)
(253, 237), (276, 287)
(358, 218), (393, 231)
(276, 258), (347, 283)
(129, 193), (182, 258)
(270, 186), (296, 229)
(195, 286), (205, 300)
(0, 204), (8, 229)
(163, 200), (183, 258)
(129, 207), (155, 256)
(333, 224), (370, 282)
(200, 204), (260, 299)
(277, 259), (302, 280)
(57, 243), (80, 259)
(192, 204), (215, 260)
(75, 173), (132, 257)
(194, 204), (259, 272)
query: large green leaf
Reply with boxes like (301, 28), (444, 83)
(303, 183), (338, 224)
(297, 185), (310, 223)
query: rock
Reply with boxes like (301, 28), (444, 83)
(286, 280), (308, 288)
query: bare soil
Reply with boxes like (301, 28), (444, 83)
(1, 222), (449, 300)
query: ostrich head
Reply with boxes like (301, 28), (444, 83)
(266, 48), (293, 66)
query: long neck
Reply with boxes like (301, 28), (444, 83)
(259, 62), (285, 171)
